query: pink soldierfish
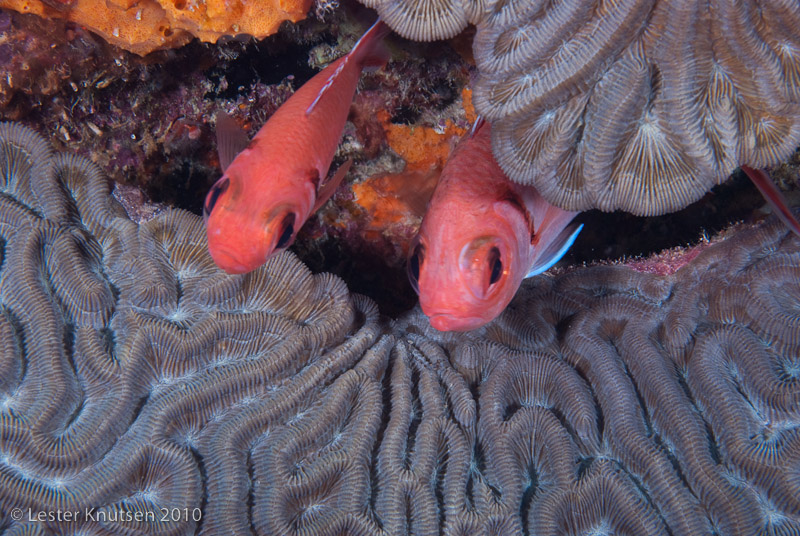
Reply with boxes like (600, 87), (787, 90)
(408, 119), (583, 332)
(204, 19), (391, 274)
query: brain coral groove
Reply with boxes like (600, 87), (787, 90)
(1, 122), (799, 535)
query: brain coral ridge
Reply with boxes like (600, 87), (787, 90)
(363, 0), (800, 216)
(1, 121), (799, 535)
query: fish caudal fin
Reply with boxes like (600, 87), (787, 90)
(306, 19), (391, 115)
(741, 165), (800, 237)
(313, 158), (352, 213)
(215, 113), (250, 171)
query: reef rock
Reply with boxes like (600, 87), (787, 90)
(1, 122), (799, 535)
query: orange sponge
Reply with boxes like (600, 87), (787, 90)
(0, 0), (312, 55)
(344, 88), (477, 251)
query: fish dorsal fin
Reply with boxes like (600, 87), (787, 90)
(313, 158), (353, 212)
(215, 113), (250, 171)
(741, 165), (800, 237)
(526, 223), (583, 278)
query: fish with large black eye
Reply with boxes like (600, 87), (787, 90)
(408, 120), (583, 332)
(204, 20), (390, 274)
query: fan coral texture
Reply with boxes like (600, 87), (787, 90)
(1, 122), (799, 535)
(0, 0), (311, 55)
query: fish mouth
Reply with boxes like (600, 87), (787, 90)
(209, 247), (257, 275)
(428, 313), (486, 332)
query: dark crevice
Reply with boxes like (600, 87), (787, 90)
(617, 343), (654, 437)
(246, 448), (258, 535)
(127, 393), (149, 430)
(615, 460), (675, 536)
(404, 365), (422, 470)
(576, 456), (594, 480)
(434, 437), (447, 530)
(652, 432), (694, 499)
(502, 401), (522, 422)
(367, 351), (393, 529)
(519, 461), (538, 536)
(189, 445), (207, 534)
(554, 314), (576, 344)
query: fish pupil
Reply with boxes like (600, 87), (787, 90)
(488, 247), (502, 285)
(204, 177), (230, 218)
(276, 213), (296, 249)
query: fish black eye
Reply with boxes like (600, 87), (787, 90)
(488, 247), (502, 285)
(276, 213), (296, 249)
(204, 177), (229, 219)
(407, 242), (424, 294)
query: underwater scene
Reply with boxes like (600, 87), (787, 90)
(0, 0), (799, 534)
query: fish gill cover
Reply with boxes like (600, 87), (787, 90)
(1, 123), (799, 535)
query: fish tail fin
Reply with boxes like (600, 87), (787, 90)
(741, 165), (800, 237)
(350, 18), (392, 69)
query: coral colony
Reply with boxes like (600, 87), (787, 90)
(1, 1), (800, 535)
(1, 121), (799, 536)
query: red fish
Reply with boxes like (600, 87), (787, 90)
(204, 19), (391, 274)
(408, 120), (583, 332)
(740, 165), (800, 237)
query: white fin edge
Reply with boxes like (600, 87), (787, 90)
(526, 223), (583, 278)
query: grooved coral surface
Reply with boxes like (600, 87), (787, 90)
(1, 122), (799, 535)
(472, 0), (800, 216)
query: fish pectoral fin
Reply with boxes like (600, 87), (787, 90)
(313, 159), (352, 212)
(741, 165), (800, 237)
(526, 222), (583, 278)
(215, 112), (250, 171)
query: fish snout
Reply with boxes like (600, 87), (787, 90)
(209, 244), (262, 275)
(428, 312), (486, 332)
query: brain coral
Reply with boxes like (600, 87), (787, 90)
(474, 0), (800, 216)
(1, 121), (799, 535)
(362, 0), (800, 216)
